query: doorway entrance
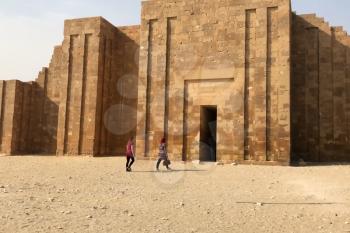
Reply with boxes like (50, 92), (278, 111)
(200, 106), (217, 161)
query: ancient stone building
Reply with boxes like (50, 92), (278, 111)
(292, 14), (350, 162)
(0, 18), (140, 156)
(0, 0), (349, 164)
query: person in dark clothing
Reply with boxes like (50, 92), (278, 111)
(126, 137), (135, 172)
(156, 137), (171, 171)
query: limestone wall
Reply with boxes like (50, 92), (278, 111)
(98, 25), (140, 156)
(28, 47), (62, 154)
(1, 2), (348, 164)
(16, 81), (33, 154)
(291, 14), (350, 162)
(0, 80), (19, 154)
(0, 80), (32, 154)
(136, 0), (292, 164)
(0, 17), (139, 156)
(56, 17), (104, 155)
(55, 17), (140, 156)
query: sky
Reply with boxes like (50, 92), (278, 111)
(0, 0), (349, 82)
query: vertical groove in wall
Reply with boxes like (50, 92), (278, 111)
(292, 17), (307, 159)
(316, 29), (321, 162)
(305, 28), (311, 157)
(98, 37), (107, 155)
(346, 45), (350, 144)
(145, 19), (156, 156)
(164, 17), (176, 140)
(266, 7), (277, 161)
(244, 9), (256, 160)
(17, 84), (25, 153)
(331, 27), (335, 143)
(94, 38), (105, 155)
(10, 82), (17, 153)
(24, 85), (33, 153)
(317, 24), (334, 162)
(0, 81), (6, 149)
(302, 45), (308, 157)
(78, 34), (91, 155)
(40, 69), (48, 152)
(182, 82), (188, 161)
(243, 10), (250, 160)
(64, 35), (77, 154)
(305, 27), (320, 161)
(104, 40), (113, 154)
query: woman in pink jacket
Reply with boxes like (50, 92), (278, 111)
(126, 136), (135, 172)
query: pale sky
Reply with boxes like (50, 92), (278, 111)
(0, 0), (349, 82)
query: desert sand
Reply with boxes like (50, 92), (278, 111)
(0, 156), (350, 233)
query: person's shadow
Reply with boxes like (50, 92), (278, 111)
(131, 169), (208, 173)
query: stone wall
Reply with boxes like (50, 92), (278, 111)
(291, 14), (350, 162)
(1, 1), (349, 164)
(0, 17), (139, 156)
(56, 17), (106, 155)
(56, 17), (139, 156)
(100, 25), (140, 156)
(0, 80), (32, 155)
(28, 47), (62, 154)
(136, 0), (292, 164)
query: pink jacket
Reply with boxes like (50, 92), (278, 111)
(126, 141), (134, 157)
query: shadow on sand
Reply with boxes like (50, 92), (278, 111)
(290, 162), (350, 167)
(131, 169), (208, 173)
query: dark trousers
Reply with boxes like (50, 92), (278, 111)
(126, 157), (135, 168)
(156, 158), (169, 169)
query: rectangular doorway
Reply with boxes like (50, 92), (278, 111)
(200, 106), (217, 161)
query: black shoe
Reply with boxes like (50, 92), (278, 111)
(126, 167), (131, 172)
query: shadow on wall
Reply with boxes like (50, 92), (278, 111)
(98, 26), (140, 157)
(29, 82), (59, 155)
(291, 14), (350, 163)
(0, 18), (140, 157)
(0, 79), (59, 155)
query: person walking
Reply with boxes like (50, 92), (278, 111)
(126, 136), (135, 172)
(156, 137), (171, 171)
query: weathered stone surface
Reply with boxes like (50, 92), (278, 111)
(291, 13), (350, 162)
(136, 0), (291, 165)
(0, 17), (139, 156)
(0, 0), (349, 164)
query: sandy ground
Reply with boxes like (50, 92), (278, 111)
(0, 156), (350, 233)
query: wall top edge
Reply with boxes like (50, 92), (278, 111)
(296, 13), (349, 36)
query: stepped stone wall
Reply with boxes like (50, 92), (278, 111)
(291, 13), (350, 162)
(0, 17), (139, 156)
(0, 0), (349, 164)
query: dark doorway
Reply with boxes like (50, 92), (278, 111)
(200, 106), (217, 161)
